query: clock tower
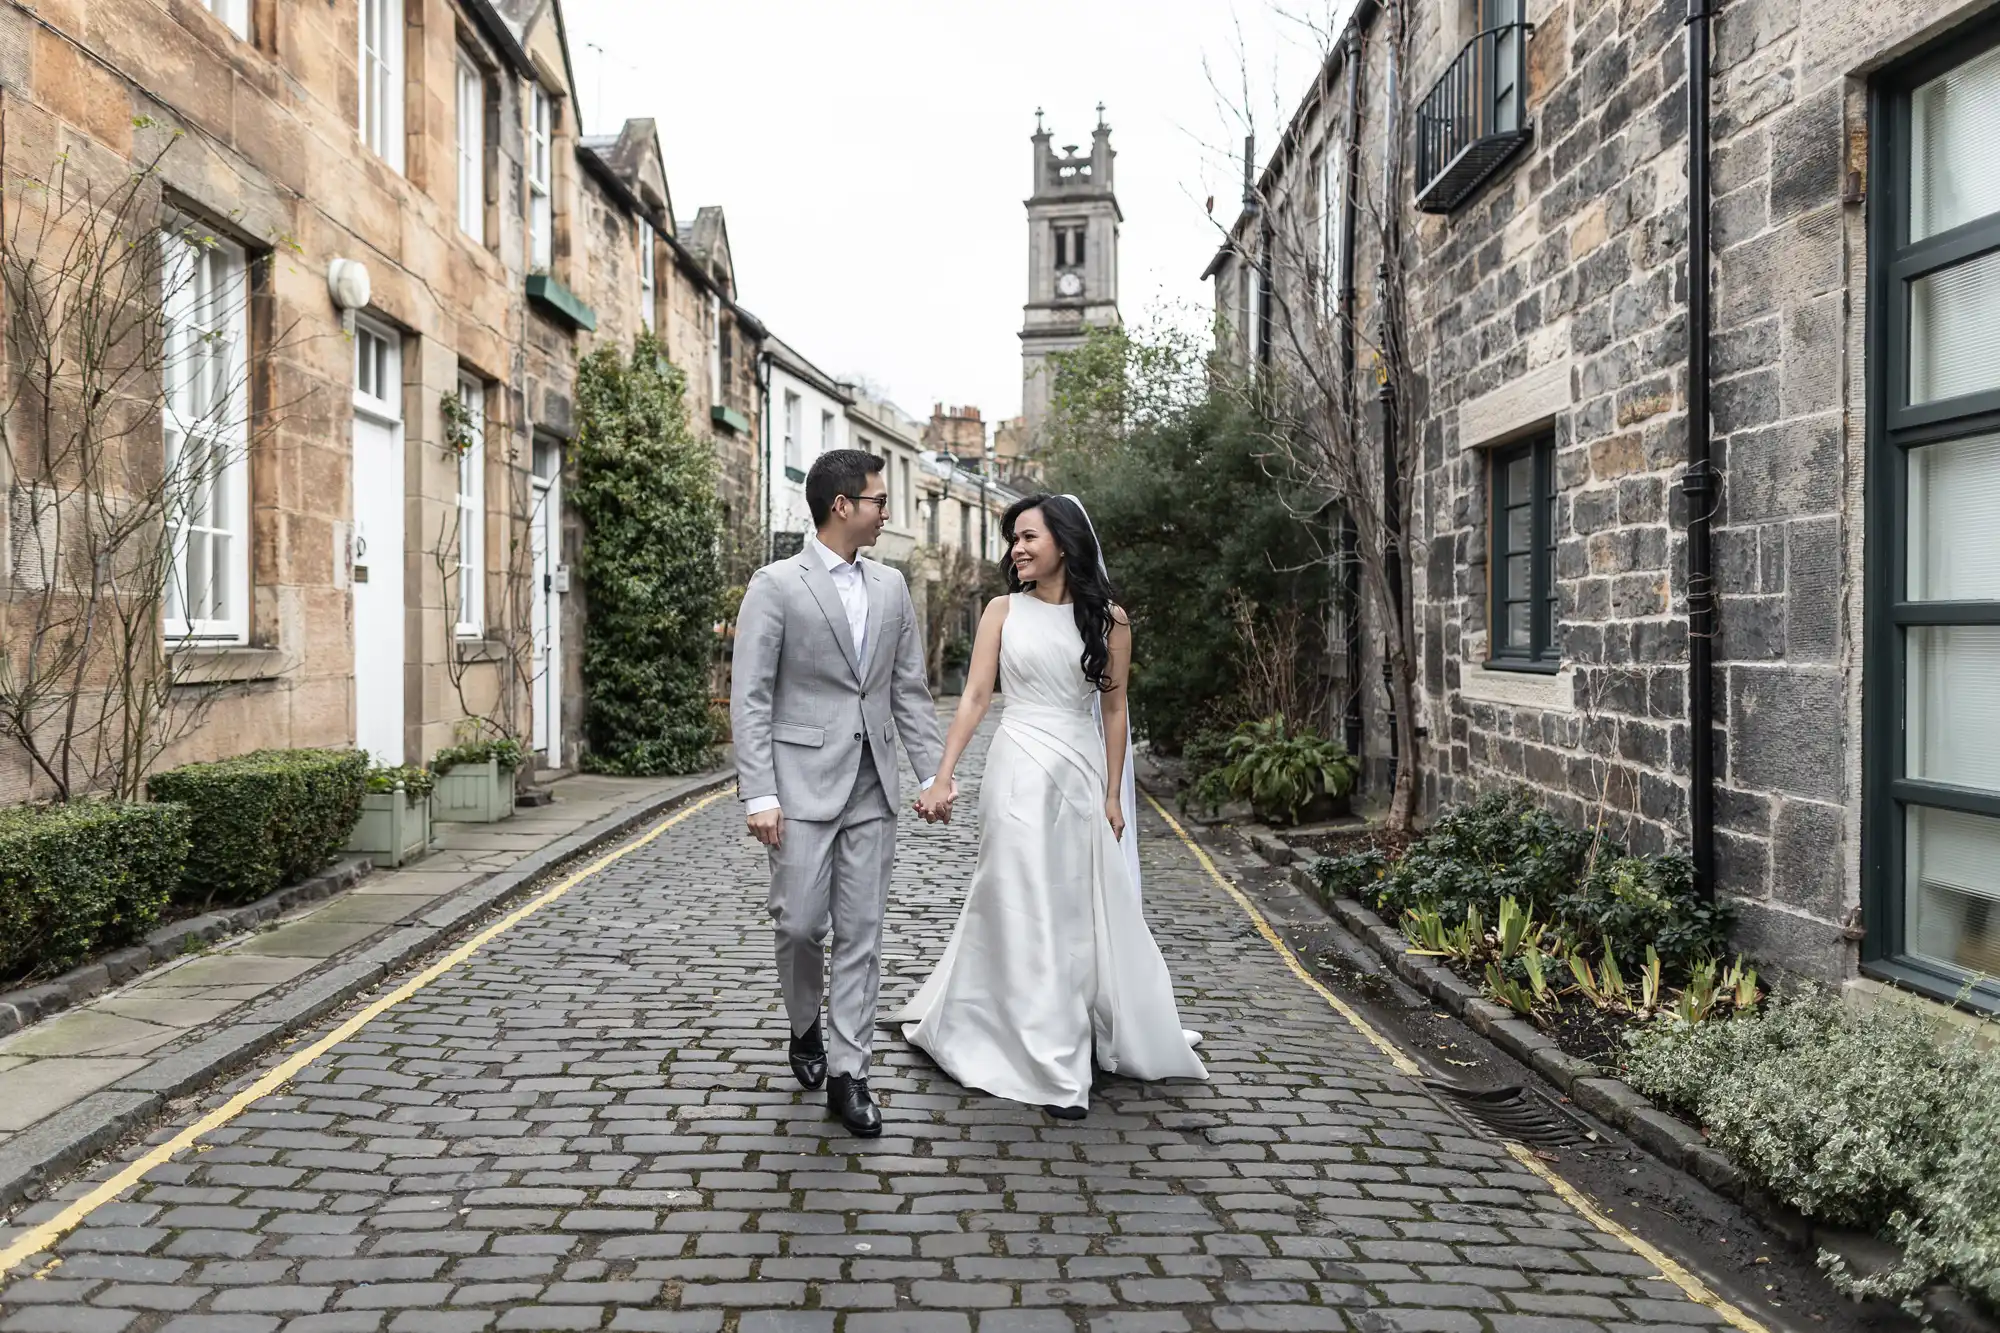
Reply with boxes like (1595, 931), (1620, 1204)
(1019, 105), (1122, 445)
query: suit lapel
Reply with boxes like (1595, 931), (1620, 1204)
(859, 564), (888, 682)
(798, 555), (862, 681)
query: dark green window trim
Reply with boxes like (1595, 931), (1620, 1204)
(1862, 12), (2000, 1013)
(712, 404), (751, 434)
(1486, 431), (1560, 672)
(525, 273), (596, 332)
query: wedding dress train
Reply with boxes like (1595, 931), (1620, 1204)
(894, 593), (1207, 1111)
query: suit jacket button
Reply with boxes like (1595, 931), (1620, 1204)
(853, 732), (863, 740)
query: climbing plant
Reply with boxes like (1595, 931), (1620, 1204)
(573, 335), (723, 775)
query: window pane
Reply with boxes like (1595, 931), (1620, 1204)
(1506, 505), (1531, 552)
(1905, 805), (2000, 977)
(1909, 247), (2000, 405)
(1506, 553), (1530, 597)
(1907, 625), (2000, 791)
(1505, 602), (1530, 648)
(1910, 42), (2000, 241)
(1504, 453), (1531, 502)
(1908, 431), (2000, 600)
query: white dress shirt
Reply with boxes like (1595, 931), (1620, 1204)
(744, 537), (933, 818)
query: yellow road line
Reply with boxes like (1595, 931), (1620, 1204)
(1142, 793), (1420, 1076)
(1505, 1142), (1770, 1333)
(1143, 791), (1774, 1333)
(0, 786), (735, 1278)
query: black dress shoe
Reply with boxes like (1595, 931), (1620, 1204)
(827, 1072), (883, 1137)
(789, 1021), (828, 1091)
(1043, 1104), (1088, 1121)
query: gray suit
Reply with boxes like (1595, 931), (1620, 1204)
(731, 548), (944, 1077)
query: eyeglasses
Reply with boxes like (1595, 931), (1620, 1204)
(843, 494), (891, 512)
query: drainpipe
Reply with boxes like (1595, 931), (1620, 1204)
(1685, 0), (1717, 898)
(1338, 31), (1365, 762)
(757, 353), (772, 565)
(1379, 31), (1404, 794)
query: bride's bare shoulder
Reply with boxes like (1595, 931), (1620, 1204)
(1110, 604), (1130, 627)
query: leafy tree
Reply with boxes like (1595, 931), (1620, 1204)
(1044, 326), (1337, 753)
(573, 336), (722, 774)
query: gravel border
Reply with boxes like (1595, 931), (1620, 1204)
(0, 767), (734, 1214)
(1223, 819), (1999, 1333)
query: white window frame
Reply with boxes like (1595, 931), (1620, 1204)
(200, 0), (250, 39)
(161, 228), (251, 644)
(528, 84), (553, 272)
(454, 374), (486, 638)
(783, 391), (802, 473)
(1318, 144), (1342, 313)
(639, 222), (656, 331)
(820, 410), (836, 456)
(358, 0), (404, 171)
(455, 51), (485, 241)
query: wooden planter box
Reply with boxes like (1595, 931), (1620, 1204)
(343, 789), (432, 867)
(432, 758), (515, 823)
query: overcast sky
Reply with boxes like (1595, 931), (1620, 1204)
(562, 1), (1337, 428)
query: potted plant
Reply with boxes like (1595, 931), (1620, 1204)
(430, 736), (525, 824)
(1188, 714), (1361, 827)
(344, 764), (436, 866)
(941, 636), (972, 695)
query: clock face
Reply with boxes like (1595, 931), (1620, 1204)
(1056, 270), (1084, 298)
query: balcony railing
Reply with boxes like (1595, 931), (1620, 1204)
(1415, 21), (1534, 214)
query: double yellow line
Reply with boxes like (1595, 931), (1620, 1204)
(1142, 792), (1774, 1333)
(0, 787), (735, 1277)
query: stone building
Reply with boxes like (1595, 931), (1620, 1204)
(1209, 0), (2000, 1011)
(0, 0), (769, 800)
(1019, 109), (1123, 447)
(760, 335), (854, 562)
(0, 0), (602, 795)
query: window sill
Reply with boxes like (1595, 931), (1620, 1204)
(1460, 660), (1574, 711)
(712, 404), (751, 435)
(525, 273), (597, 332)
(784, 466), (807, 483)
(1857, 959), (2000, 1017)
(455, 637), (510, 664)
(168, 645), (289, 686)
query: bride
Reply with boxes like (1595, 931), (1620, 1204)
(897, 493), (1207, 1119)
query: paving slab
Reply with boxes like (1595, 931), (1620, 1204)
(0, 1012), (181, 1060)
(302, 895), (451, 925)
(351, 871), (479, 897)
(93, 996), (244, 1029)
(0, 1057), (146, 1131)
(127, 955), (316, 992)
(229, 922), (386, 959)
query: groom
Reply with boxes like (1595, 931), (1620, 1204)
(730, 449), (951, 1137)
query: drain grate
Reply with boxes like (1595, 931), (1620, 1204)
(1424, 1080), (1592, 1147)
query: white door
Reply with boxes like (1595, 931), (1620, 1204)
(531, 438), (563, 765)
(352, 322), (405, 765)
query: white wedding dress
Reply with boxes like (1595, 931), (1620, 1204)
(895, 593), (1208, 1111)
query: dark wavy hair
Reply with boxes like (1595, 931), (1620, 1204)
(1001, 493), (1117, 693)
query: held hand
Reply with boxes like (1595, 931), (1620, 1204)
(747, 808), (784, 848)
(1104, 795), (1125, 841)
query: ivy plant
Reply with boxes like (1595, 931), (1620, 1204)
(573, 334), (722, 775)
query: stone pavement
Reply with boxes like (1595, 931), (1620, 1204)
(0, 713), (1736, 1333)
(0, 767), (731, 1199)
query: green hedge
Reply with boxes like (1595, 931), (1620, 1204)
(148, 748), (369, 907)
(0, 801), (191, 981)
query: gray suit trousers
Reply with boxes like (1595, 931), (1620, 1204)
(767, 745), (894, 1079)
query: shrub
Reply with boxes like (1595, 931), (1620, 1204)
(0, 801), (191, 981)
(431, 738), (524, 774)
(365, 764), (436, 803)
(1335, 788), (1730, 980)
(1625, 987), (1984, 1229)
(148, 748), (369, 907)
(573, 334), (722, 776)
(1188, 714), (1360, 826)
(1837, 1055), (2000, 1313)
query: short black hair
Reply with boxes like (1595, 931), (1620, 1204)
(806, 448), (885, 527)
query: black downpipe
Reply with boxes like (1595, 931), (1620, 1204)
(1379, 36), (1404, 795)
(1338, 34), (1365, 762)
(1685, 0), (1717, 897)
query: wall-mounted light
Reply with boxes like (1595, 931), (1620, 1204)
(327, 258), (372, 335)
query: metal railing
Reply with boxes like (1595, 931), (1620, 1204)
(1415, 21), (1534, 214)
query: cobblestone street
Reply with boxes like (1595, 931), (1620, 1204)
(1, 715), (1741, 1333)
